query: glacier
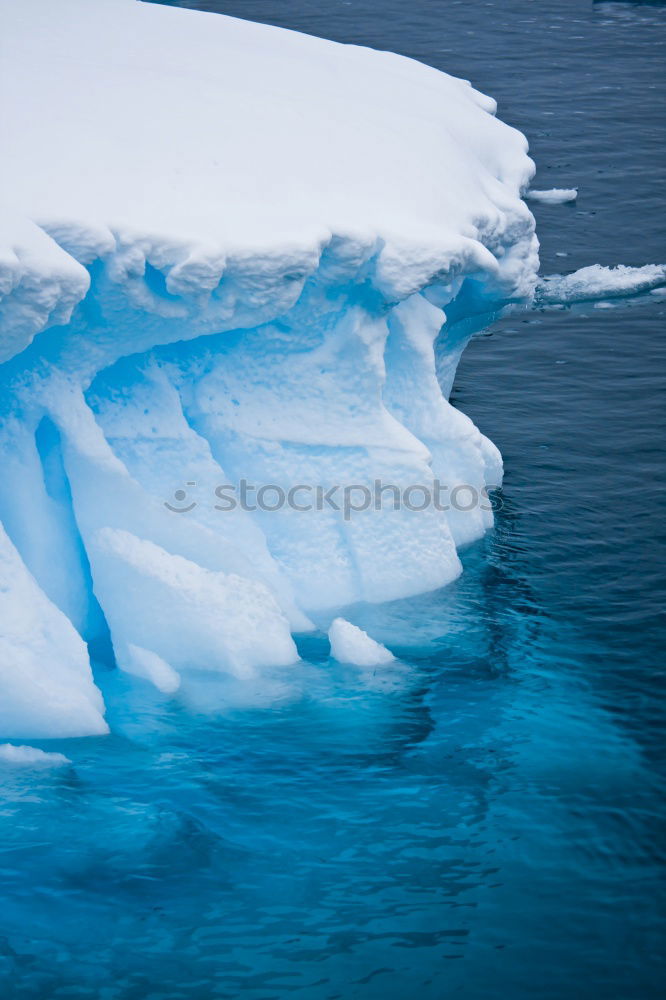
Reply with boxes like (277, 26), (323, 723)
(0, 0), (541, 737)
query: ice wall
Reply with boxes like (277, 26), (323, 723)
(0, 0), (538, 736)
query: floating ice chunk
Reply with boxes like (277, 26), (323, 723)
(0, 744), (71, 767)
(525, 188), (578, 204)
(536, 263), (666, 306)
(328, 618), (395, 667)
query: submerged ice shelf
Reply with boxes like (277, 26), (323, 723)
(1, 0), (543, 737)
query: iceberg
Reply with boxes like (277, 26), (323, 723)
(0, 0), (539, 736)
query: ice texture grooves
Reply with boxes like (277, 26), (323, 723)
(0, 0), (539, 737)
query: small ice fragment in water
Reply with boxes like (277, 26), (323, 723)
(328, 618), (395, 667)
(536, 263), (666, 306)
(525, 188), (578, 204)
(0, 744), (71, 767)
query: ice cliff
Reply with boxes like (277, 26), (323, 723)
(0, 0), (539, 736)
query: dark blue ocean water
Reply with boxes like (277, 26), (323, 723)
(2, 2), (665, 997)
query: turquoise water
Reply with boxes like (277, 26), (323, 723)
(2, 1), (665, 997)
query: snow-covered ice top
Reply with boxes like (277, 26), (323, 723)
(0, 0), (538, 352)
(0, 0), (540, 739)
(5, 0), (531, 240)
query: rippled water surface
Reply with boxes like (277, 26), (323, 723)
(2, 2), (665, 997)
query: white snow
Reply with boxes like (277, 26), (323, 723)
(328, 618), (395, 667)
(525, 188), (578, 204)
(537, 263), (666, 306)
(0, 208), (90, 364)
(0, 0), (538, 351)
(0, 744), (71, 767)
(0, 0), (540, 737)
